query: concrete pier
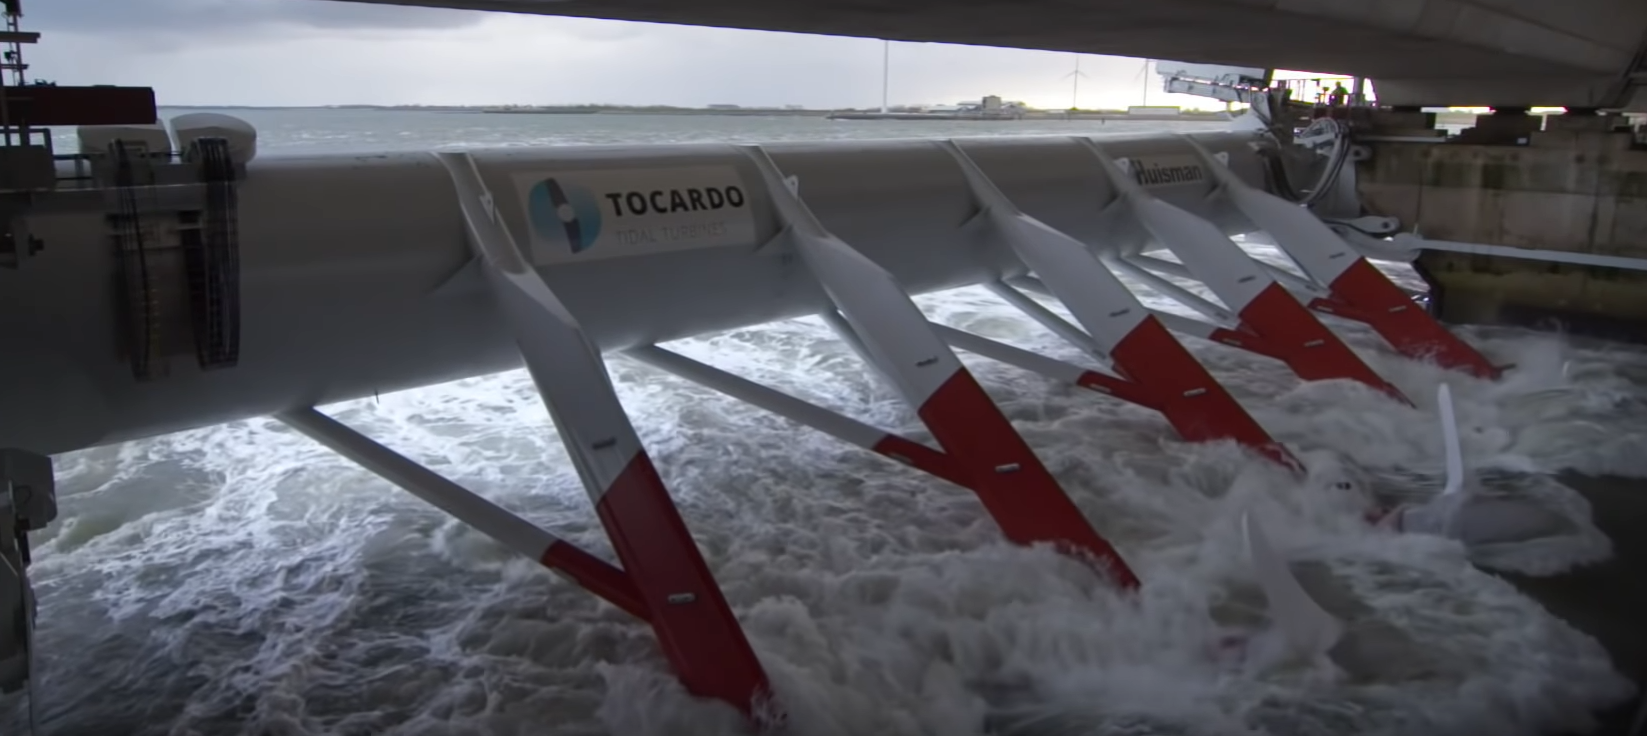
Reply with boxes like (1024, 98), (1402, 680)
(1356, 111), (1647, 343)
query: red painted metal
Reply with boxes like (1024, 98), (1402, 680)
(1, 85), (157, 126)
(1110, 316), (1302, 469)
(1073, 370), (1164, 410)
(916, 368), (1141, 589)
(539, 540), (652, 622)
(593, 452), (775, 718)
(870, 434), (972, 487)
(1312, 260), (1501, 379)
(1237, 283), (1411, 403)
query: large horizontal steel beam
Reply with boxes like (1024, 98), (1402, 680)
(323, 0), (1647, 107)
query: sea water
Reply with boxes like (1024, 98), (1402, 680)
(3, 110), (1644, 735)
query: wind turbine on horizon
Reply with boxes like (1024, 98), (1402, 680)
(1064, 54), (1089, 110)
(1135, 57), (1154, 107)
(880, 39), (891, 113)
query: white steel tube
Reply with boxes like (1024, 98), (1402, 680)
(1, 132), (1272, 455)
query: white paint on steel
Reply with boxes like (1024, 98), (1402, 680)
(1240, 512), (1345, 671)
(984, 280), (1108, 360)
(1393, 234), (1647, 272)
(510, 165), (758, 265)
(1078, 137), (1274, 313)
(1182, 135), (1359, 285)
(931, 323), (1102, 384)
(0, 133), (1272, 456)
(1437, 383), (1464, 498)
(1258, 263), (1330, 297)
(1106, 256), (1237, 324)
(1392, 385), (1571, 546)
(626, 345), (893, 451)
(939, 139), (1152, 352)
(816, 310), (898, 392)
(439, 151), (644, 500)
(1145, 309), (1223, 340)
(741, 145), (963, 408)
(277, 407), (561, 562)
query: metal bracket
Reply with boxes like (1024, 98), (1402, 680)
(276, 409), (649, 620)
(1399, 234), (1647, 273)
(934, 139), (1297, 467)
(740, 143), (1140, 587)
(1179, 134), (1497, 380)
(392, 151), (777, 721)
(626, 345), (970, 487)
(1079, 136), (1409, 401)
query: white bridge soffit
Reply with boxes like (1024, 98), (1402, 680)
(325, 0), (1647, 109)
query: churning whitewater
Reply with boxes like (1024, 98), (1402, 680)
(5, 112), (1646, 736)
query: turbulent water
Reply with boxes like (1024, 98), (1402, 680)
(5, 110), (1646, 736)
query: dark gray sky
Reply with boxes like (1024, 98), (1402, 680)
(27, 0), (1229, 108)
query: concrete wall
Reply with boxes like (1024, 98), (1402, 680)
(1358, 113), (1647, 338)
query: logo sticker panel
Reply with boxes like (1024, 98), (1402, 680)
(527, 177), (604, 253)
(518, 165), (757, 263)
(1117, 156), (1209, 189)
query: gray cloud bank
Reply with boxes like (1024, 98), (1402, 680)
(29, 0), (484, 34)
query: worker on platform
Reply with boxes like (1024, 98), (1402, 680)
(1328, 82), (1350, 107)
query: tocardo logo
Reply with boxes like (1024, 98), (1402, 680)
(528, 177), (604, 254)
(1131, 161), (1206, 187)
(601, 186), (746, 217)
(528, 178), (749, 254)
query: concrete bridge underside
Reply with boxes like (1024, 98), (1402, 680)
(331, 0), (1647, 109)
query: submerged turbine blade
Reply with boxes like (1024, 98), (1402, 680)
(1242, 512), (1343, 666)
(1438, 383), (1464, 497)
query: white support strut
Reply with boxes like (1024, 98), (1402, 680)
(436, 151), (775, 719)
(1180, 135), (1499, 379)
(939, 140), (1297, 467)
(741, 143), (1140, 587)
(1077, 136), (1408, 401)
(275, 407), (649, 621)
(625, 344), (969, 487)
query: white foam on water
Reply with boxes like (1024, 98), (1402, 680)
(7, 120), (1647, 734)
(1100, 243), (1639, 576)
(5, 273), (1642, 735)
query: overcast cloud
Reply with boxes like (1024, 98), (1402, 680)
(26, 0), (1221, 110)
(32, 0), (483, 34)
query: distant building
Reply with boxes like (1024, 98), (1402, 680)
(783, 104), (805, 110)
(922, 95), (1026, 115)
(1127, 105), (1182, 115)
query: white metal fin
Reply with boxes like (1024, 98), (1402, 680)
(936, 139), (1149, 357)
(740, 146), (966, 407)
(1242, 512), (1344, 668)
(1438, 383), (1464, 498)
(1396, 383), (1573, 547)
(1181, 134), (1353, 287)
(435, 151), (644, 498)
(1387, 383), (1473, 539)
(1076, 137), (1272, 312)
(1430, 382), (1473, 540)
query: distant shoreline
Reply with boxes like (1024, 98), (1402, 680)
(144, 105), (1558, 132)
(155, 104), (1234, 122)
